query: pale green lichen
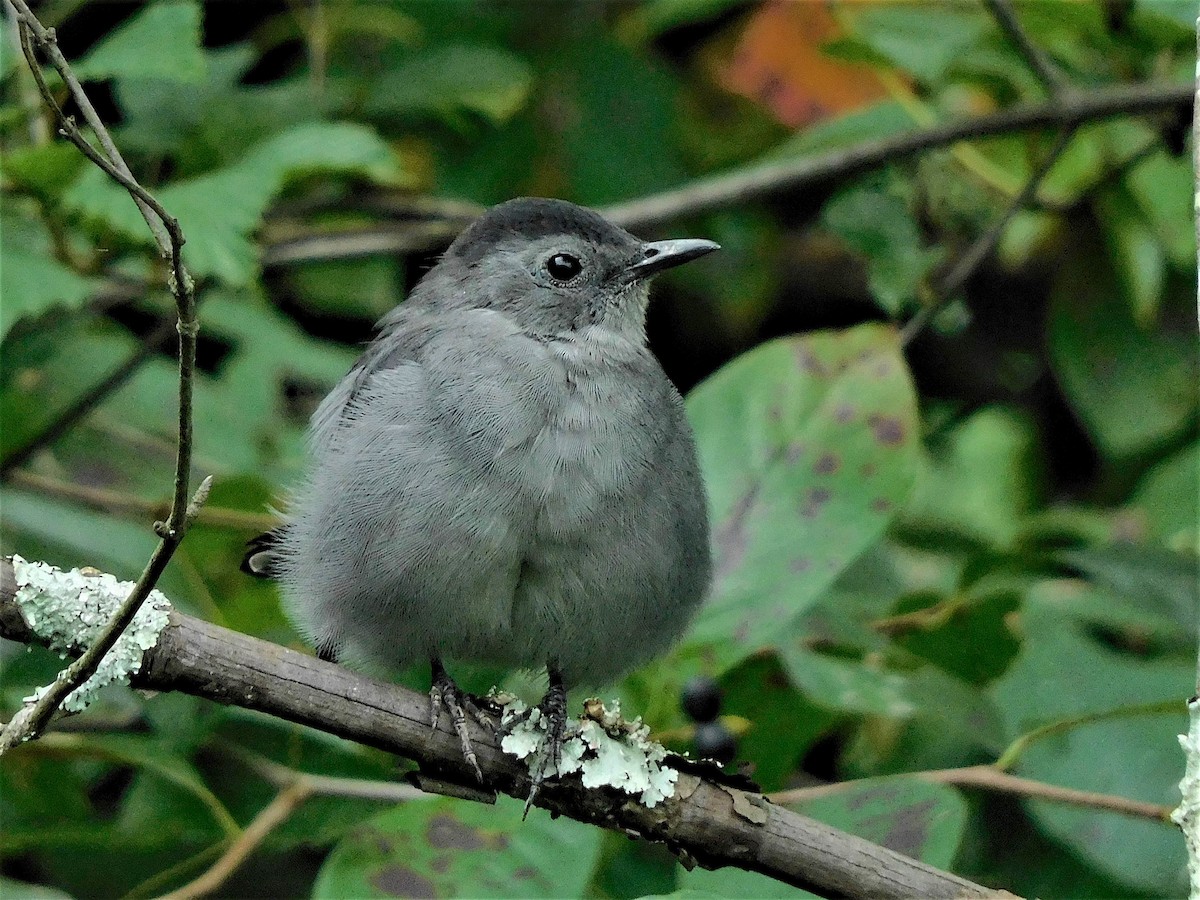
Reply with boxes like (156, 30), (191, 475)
(500, 697), (678, 807)
(1173, 696), (1200, 898)
(11, 555), (172, 713)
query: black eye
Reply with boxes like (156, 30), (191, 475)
(546, 253), (582, 281)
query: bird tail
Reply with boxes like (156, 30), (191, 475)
(241, 529), (282, 578)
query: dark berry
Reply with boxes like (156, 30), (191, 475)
(694, 720), (736, 764)
(681, 675), (722, 722)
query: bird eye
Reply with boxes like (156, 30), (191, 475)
(546, 253), (582, 282)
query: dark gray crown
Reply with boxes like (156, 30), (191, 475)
(447, 198), (634, 265)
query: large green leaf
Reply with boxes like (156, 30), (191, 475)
(366, 45), (533, 125)
(64, 122), (403, 284)
(1048, 227), (1197, 460)
(990, 580), (1190, 895)
(315, 796), (601, 898)
(1128, 441), (1200, 552)
(73, 0), (206, 84)
(685, 325), (919, 666)
(0, 210), (99, 339)
(900, 406), (1041, 549)
(841, 3), (989, 83)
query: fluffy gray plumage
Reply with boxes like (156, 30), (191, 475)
(272, 198), (715, 688)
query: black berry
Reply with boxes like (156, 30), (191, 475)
(694, 720), (736, 764)
(681, 675), (722, 722)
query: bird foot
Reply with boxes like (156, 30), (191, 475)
(429, 661), (496, 783)
(497, 673), (570, 816)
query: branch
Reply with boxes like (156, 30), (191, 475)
(600, 81), (1191, 232)
(983, 0), (1067, 98)
(0, 558), (1013, 900)
(900, 125), (1076, 345)
(771, 765), (1174, 823)
(0, 0), (201, 752)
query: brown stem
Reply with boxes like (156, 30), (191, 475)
(160, 782), (313, 900)
(770, 765), (1174, 823)
(600, 81), (1191, 232)
(983, 0), (1068, 98)
(901, 125), (1077, 345)
(7, 470), (278, 532)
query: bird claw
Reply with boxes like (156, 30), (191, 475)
(429, 661), (493, 783)
(521, 672), (569, 817)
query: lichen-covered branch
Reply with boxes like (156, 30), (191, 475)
(0, 0), (202, 752)
(0, 557), (1014, 900)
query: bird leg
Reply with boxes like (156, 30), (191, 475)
(497, 663), (569, 814)
(429, 658), (494, 783)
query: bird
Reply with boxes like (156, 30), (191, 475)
(245, 197), (717, 794)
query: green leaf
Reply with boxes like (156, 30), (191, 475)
(315, 796), (602, 898)
(771, 102), (913, 160)
(1054, 544), (1198, 640)
(3, 144), (85, 198)
(686, 325), (919, 665)
(847, 4), (988, 83)
(901, 406), (1041, 549)
(554, 36), (685, 205)
(1048, 228), (1197, 460)
(990, 580), (1190, 895)
(74, 0), (206, 84)
(65, 122), (402, 284)
(1, 207), (100, 338)
(682, 778), (967, 897)
(1095, 184), (1166, 325)
(1127, 149), (1196, 269)
(366, 45), (532, 125)
(821, 171), (937, 316)
(0, 241), (98, 339)
(0, 878), (74, 899)
(1129, 442), (1199, 551)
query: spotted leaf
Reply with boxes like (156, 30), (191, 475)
(685, 324), (919, 667)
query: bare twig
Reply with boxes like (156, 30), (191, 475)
(7, 470), (279, 532)
(995, 700), (1181, 770)
(221, 742), (425, 802)
(0, 561), (1012, 900)
(983, 0), (1068, 98)
(601, 81), (1191, 232)
(770, 765), (1174, 823)
(901, 126), (1077, 345)
(0, 0), (201, 752)
(160, 781), (313, 900)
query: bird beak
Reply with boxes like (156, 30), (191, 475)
(623, 238), (720, 282)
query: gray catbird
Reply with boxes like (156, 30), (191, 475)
(246, 197), (717, 789)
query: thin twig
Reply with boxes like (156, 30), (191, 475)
(983, 0), (1068, 98)
(159, 781), (313, 900)
(995, 700), (1182, 770)
(0, 0), (201, 753)
(900, 126), (1076, 345)
(601, 81), (1190, 232)
(770, 764), (1174, 823)
(222, 742), (425, 802)
(7, 470), (279, 532)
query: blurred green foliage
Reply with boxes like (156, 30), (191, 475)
(0, 1), (1196, 898)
